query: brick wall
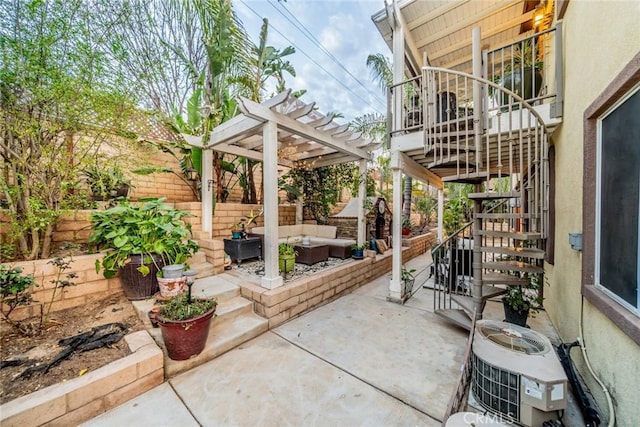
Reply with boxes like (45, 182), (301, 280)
(239, 231), (436, 328)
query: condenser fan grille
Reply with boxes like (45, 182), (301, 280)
(477, 321), (548, 354)
(472, 353), (519, 421)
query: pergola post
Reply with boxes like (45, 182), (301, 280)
(201, 148), (213, 238)
(261, 120), (283, 289)
(389, 152), (403, 301)
(357, 159), (367, 246)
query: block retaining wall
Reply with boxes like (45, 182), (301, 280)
(239, 232), (436, 328)
(0, 331), (163, 427)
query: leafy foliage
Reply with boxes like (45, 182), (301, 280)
(88, 198), (199, 278)
(278, 242), (296, 257)
(159, 294), (216, 322)
(443, 184), (474, 236)
(0, 265), (37, 333)
(289, 163), (358, 223)
(504, 272), (544, 315)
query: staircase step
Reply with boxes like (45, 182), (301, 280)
(469, 191), (520, 200)
(476, 213), (533, 219)
(190, 262), (216, 279)
(451, 294), (474, 313)
(187, 251), (207, 265)
(484, 261), (544, 274)
(150, 306), (269, 378)
(190, 275), (242, 303)
(483, 272), (527, 286)
(481, 285), (507, 299)
(480, 246), (545, 259)
(476, 230), (542, 240)
(434, 309), (472, 331)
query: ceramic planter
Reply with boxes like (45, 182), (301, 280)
(278, 254), (295, 273)
(157, 277), (187, 298)
(158, 306), (216, 360)
(120, 254), (164, 300)
(502, 298), (529, 327)
(231, 231), (242, 239)
(352, 248), (364, 259)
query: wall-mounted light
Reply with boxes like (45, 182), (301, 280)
(186, 168), (199, 181)
(533, 1), (547, 28)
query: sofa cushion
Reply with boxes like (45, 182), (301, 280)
(316, 225), (337, 239)
(301, 224), (318, 237)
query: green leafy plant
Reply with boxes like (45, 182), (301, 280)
(401, 265), (416, 281)
(278, 242), (296, 257)
(89, 198), (199, 278)
(504, 272), (544, 315)
(158, 294), (217, 322)
(350, 243), (369, 251)
(83, 164), (131, 201)
(42, 257), (78, 325)
(0, 265), (38, 334)
(402, 217), (413, 230)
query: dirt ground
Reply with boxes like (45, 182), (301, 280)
(0, 293), (145, 404)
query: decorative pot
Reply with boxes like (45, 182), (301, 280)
(499, 67), (543, 111)
(402, 228), (411, 236)
(157, 276), (187, 298)
(502, 298), (529, 327)
(162, 264), (185, 279)
(231, 231), (242, 239)
(158, 306), (216, 360)
(120, 254), (164, 300)
(279, 254), (295, 273)
(402, 278), (415, 296)
(352, 248), (364, 259)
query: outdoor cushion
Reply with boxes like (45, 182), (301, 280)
(315, 225), (337, 239)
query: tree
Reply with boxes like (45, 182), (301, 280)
(0, 0), (136, 260)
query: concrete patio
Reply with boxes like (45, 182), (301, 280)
(82, 252), (586, 426)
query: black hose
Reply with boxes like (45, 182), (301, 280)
(557, 341), (601, 427)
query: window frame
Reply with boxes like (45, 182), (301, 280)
(582, 52), (640, 346)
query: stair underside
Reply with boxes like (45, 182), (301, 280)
(483, 261), (544, 274)
(480, 246), (545, 258)
(434, 309), (472, 331)
(476, 230), (541, 240)
(482, 272), (528, 286)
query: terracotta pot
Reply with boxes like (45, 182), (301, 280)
(158, 306), (216, 360)
(157, 277), (187, 298)
(120, 254), (164, 300)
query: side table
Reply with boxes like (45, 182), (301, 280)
(224, 237), (262, 265)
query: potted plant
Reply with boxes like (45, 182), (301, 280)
(401, 217), (413, 236)
(278, 242), (297, 273)
(89, 197), (199, 300)
(83, 164), (132, 201)
(155, 293), (217, 360)
(496, 39), (544, 109)
(231, 222), (243, 239)
(350, 243), (367, 259)
(502, 272), (543, 327)
(401, 265), (416, 295)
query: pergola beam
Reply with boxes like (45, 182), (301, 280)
(400, 152), (443, 189)
(238, 97), (372, 161)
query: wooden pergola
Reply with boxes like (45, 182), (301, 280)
(183, 90), (380, 289)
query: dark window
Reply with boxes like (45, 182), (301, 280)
(582, 53), (640, 346)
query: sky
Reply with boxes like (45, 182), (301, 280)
(234, 0), (391, 123)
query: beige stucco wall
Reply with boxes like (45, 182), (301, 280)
(545, 1), (640, 424)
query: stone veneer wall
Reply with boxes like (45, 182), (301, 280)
(239, 232), (436, 328)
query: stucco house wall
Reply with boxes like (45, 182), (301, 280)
(545, 2), (640, 424)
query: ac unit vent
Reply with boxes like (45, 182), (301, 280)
(477, 320), (549, 354)
(472, 352), (519, 421)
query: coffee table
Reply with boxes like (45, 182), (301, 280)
(294, 243), (329, 265)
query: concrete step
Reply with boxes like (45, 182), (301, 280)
(434, 309), (472, 331)
(187, 251), (207, 265)
(153, 308), (269, 378)
(483, 261), (544, 274)
(480, 246), (545, 259)
(190, 262), (215, 279)
(190, 274), (241, 303)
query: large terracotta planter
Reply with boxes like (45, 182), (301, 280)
(120, 254), (164, 300)
(158, 306), (216, 360)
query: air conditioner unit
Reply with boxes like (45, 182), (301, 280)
(471, 320), (568, 427)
